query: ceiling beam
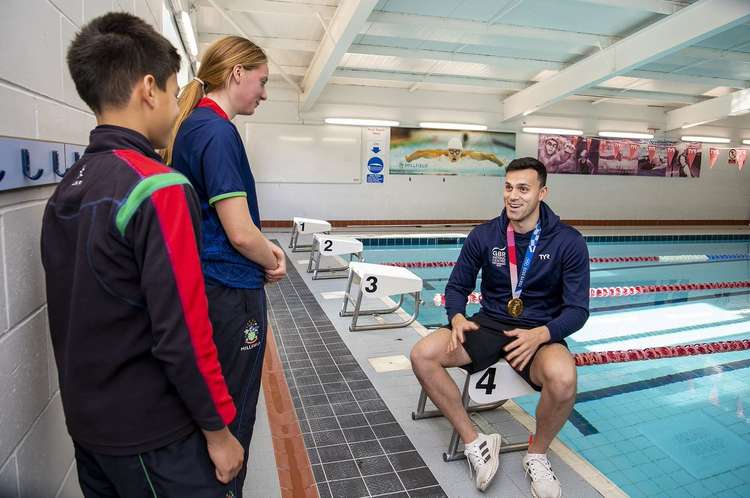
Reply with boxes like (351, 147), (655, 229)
(199, 33), (320, 52)
(195, 0), (336, 18)
(575, 0), (688, 15)
(347, 44), (565, 70)
(629, 69), (748, 89)
(501, 0), (750, 121)
(580, 87), (704, 104)
(365, 11), (616, 48)
(666, 87), (750, 129)
(332, 68), (529, 91)
(300, 0), (378, 111)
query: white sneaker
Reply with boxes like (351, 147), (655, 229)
(522, 453), (562, 498)
(464, 433), (501, 492)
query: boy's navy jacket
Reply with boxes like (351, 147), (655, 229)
(445, 202), (590, 342)
(41, 125), (235, 455)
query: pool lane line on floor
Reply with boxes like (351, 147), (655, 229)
(262, 324), (319, 498)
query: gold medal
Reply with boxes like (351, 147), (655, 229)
(507, 298), (523, 318)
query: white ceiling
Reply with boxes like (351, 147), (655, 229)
(190, 0), (750, 131)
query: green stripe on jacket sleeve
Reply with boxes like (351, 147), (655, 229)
(116, 173), (192, 236)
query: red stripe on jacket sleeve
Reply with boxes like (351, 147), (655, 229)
(150, 185), (236, 425)
(114, 149), (171, 176)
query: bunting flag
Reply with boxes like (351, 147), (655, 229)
(599, 140), (607, 154)
(647, 145), (657, 163)
(667, 146), (676, 166)
(613, 141), (621, 157)
(586, 137), (593, 153)
(737, 149), (747, 171)
(728, 148), (737, 165)
(687, 146), (697, 168)
(629, 143), (639, 160)
(709, 148), (719, 168)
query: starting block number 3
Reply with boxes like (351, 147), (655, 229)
(364, 276), (378, 293)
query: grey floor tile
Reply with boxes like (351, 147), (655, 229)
(364, 472), (405, 495)
(329, 477), (369, 498)
(323, 459), (361, 481)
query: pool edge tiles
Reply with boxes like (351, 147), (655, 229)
(265, 242), (447, 498)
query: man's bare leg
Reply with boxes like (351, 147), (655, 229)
(410, 328), (477, 443)
(521, 343), (577, 498)
(528, 344), (577, 453)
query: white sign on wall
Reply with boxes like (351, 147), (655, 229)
(363, 127), (389, 184)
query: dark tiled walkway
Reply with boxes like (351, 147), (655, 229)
(266, 246), (446, 498)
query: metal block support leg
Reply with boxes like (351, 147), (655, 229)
(411, 373), (529, 462)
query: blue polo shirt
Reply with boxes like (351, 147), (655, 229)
(171, 98), (264, 289)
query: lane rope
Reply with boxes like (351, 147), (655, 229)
(431, 280), (750, 306)
(573, 339), (750, 366)
(384, 253), (748, 268)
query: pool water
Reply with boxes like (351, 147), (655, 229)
(364, 238), (750, 498)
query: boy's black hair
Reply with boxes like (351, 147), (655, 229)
(67, 12), (180, 114)
(506, 157), (548, 187)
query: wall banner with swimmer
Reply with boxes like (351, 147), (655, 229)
(389, 127), (515, 176)
(537, 134), (702, 178)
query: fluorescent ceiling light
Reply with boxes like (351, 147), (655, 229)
(522, 127), (583, 136)
(179, 11), (198, 57)
(743, 139), (750, 146)
(325, 118), (399, 127)
(419, 122), (488, 131)
(680, 135), (730, 144)
(598, 131), (654, 139)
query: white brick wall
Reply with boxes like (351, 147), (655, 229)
(0, 1), (168, 496)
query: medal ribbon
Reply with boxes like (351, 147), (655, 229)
(506, 221), (542, 300)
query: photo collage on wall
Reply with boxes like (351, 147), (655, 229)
(537, 134), (702, 178)
(390, 127), (516, 177)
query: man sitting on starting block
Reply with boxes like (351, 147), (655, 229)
(410, 157), (590, 497)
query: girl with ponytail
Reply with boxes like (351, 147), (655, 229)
(166, 35), (286, 497)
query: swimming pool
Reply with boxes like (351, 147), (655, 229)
(364, 235), (750, 498)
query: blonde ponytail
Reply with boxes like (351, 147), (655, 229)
(162, 36), (267, 165)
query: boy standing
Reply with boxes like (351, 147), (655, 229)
(42, 13), (243, 496)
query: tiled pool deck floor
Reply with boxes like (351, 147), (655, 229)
(246, 234), (616, 498)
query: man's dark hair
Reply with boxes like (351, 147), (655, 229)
(506, 157), (547, 187)
(67, 12), (180, 114)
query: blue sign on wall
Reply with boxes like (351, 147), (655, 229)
(367, 156), (384, 174)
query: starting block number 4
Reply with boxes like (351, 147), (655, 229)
(468, 361), (535, 404)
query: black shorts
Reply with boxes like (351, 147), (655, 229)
(448, 311), (568, 392)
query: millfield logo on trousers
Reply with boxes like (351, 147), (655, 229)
(241, 319), (260, 351)
(491, 246), (506, 267)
